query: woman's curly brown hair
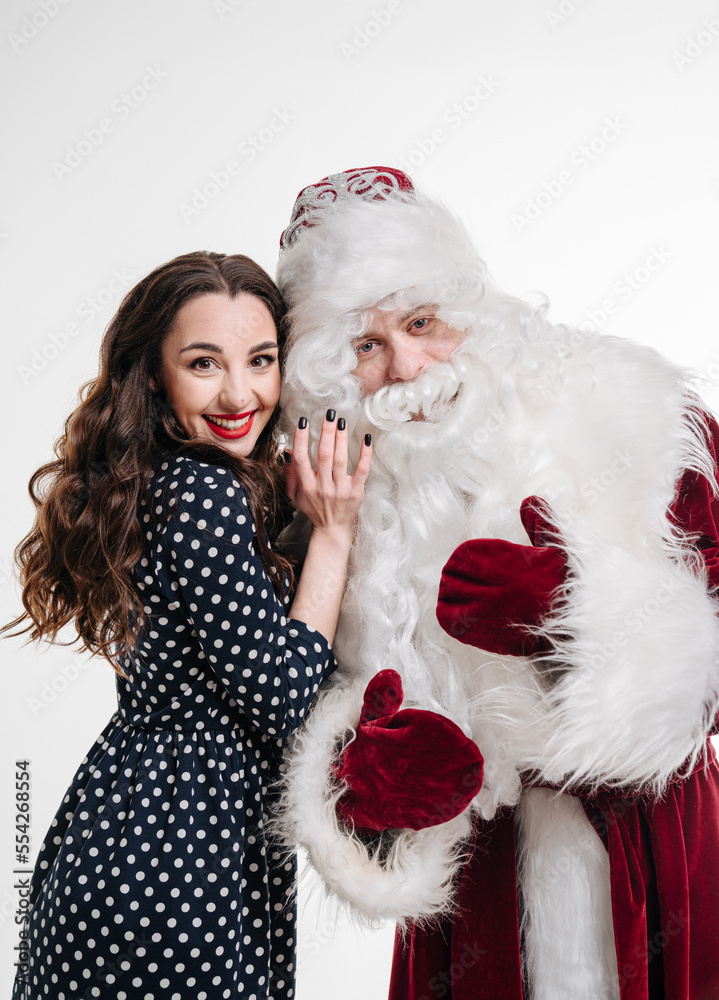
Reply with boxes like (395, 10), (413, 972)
(2, 251), (295, 673)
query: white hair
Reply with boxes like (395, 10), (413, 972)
(280, 265), (582, 729)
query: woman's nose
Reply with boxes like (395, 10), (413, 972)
(217, 371), (252, 410)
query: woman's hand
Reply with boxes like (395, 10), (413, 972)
(285, 411), (372, 644)
(283, 410), (372, 537)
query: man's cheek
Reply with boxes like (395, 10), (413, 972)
(358, 369), (385, 395)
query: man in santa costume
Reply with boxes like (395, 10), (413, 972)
(274, 166), (719, 1000)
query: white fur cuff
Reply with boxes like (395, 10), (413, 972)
(273, 677), (473, 924)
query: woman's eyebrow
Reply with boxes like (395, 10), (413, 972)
(248, 341), (278, 353)
(179, 341), (224, 354)
(178, 340), (279, 355)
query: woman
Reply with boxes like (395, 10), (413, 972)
(5, 250), (371, 1000)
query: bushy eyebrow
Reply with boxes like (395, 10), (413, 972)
(179, 340), (278, 355)
(356, 304), (438, 342)
(399, 303), (436, 322)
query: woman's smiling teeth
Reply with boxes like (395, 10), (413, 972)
(204, 413), (253, 429)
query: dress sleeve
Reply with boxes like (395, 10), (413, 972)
(162, 458), (336, 737)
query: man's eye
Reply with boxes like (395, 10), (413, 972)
(411, 317), (431, 330)
(357, 341), (375, 355)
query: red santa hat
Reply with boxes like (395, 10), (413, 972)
(276, 166), (487, 339)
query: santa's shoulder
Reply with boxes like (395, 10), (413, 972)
(497, 324), (716, 533)
(538, 325), (707, 438)
(550, 325), (685, 388)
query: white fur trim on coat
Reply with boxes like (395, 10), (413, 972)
(273, 677), (472, 924)
(523, 534), (719, 792)
(479, 346), (719, 795)
(517, 789), (619, 1000)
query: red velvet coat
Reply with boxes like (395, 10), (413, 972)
(387, 433), (719, 1000)
(389, 756), (719, 1000)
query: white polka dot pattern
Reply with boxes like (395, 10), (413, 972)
(14, 456), (336, 1000)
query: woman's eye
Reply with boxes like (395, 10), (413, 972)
(189, 357), (216, 371)
(249, 354), (277, 368)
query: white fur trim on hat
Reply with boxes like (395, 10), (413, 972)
(277, 192), (487, 338)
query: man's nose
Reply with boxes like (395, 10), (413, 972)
(386, 344), (427, 382)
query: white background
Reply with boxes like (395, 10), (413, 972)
(1, 0), (718, 995)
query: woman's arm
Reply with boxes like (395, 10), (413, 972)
(284, 412), (372, 644)
(156, 457), (338, 737)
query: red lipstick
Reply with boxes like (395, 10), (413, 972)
(202, 411), (255, 439)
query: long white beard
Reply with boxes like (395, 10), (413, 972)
(281, 306), (597, 751)
(332, 348), (503, 725)
(328, 330), (568, 808)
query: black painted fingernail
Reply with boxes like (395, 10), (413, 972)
(326, 409), (336, 422)
(298, 416), (307, 429)
(283, 450), (292, 464)
(364, 433), (372, 446)
(337, 417), (346, 431)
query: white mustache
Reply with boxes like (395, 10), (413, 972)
(362, 361), (462, 429)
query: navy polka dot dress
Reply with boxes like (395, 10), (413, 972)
(14, 456), (336, 1000)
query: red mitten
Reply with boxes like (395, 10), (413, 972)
(333, 670), (484, 832)
(436, 496), (567, 657)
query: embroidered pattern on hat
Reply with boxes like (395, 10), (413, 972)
(279, 165), (415, 250)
